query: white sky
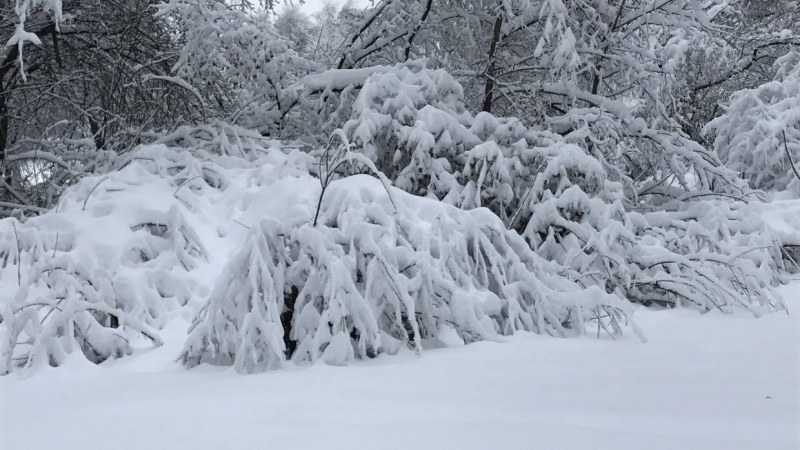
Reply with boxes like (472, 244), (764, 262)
(292, 0), (372, 15)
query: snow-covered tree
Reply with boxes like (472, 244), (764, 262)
(156, 0), (315, 134)
(676, 0), (799, 144)
(275, 4), (315, 56)
(337, 62), (786, 314)
(705, 53), (800, 191)
(308, 0), (359, 67)
(1, 0), (203, 216)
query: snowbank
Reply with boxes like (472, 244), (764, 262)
(1, 283), (797, 450)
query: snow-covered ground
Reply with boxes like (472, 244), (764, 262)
(2, 283), (797, 450)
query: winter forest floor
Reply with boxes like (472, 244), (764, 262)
(1, 284), (798, 450)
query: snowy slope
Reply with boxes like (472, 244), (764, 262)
(1, 283), (797, 450)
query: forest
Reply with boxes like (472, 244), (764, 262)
(0, 0), (798, 375)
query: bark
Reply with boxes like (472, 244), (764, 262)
(403, 0), (434, 61)
(482, 15), (503, 113)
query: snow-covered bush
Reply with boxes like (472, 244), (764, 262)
(626, 204), (786, 313)
(0, 132), (642, 375)
(0, 146), (219, 373)
(337, 63), (787, 315)
(276, 64), (417, 142)
(0, 109), (788, 376)
(340, 62), (542, 221)
(144, 120), (284, 162)
(525, 141), (787, 313)
(180, 174), (638, 373)
(706, 53), (800, 191)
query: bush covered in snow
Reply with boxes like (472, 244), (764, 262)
(706, 53), (800, 192)
(180, 173), (638, 372)
(339, 63), (787, 316)
(0, 135), (644, 374)
(0, 147), (216, 373)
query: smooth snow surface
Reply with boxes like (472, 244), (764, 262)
(2, 285), (798, 450)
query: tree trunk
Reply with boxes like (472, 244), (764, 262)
(482, 15), (503, 113)
(0, 91), (7, 166)
(0, 78), (10, 186)
(404, 0), (435, 61)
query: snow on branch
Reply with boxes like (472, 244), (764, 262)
(706, 55), (800, 192)
(3, 0), (63, 82)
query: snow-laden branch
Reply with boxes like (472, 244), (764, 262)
(142, 75), (206, 122)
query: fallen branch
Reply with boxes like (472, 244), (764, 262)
(0, 202), (47, 214)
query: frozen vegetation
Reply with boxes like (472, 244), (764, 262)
(0, 0), (798, 448)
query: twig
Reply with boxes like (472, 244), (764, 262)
(142, 75), (206, 123)
(233, 219), (250, 230)
(173, 175), (204, 197)
(313, 183), (329, 227)
(779, 244), (800, 273)
(783, 130), (800, 183)
(0, 202), (47, 214)
(82, 176), (109, 211)
(507, 160), (548, 230)
(0, 178), (31, 206)
(507, 184), (534, 230)
(12, 222), (21, 286)
(313, 130), (397, 226)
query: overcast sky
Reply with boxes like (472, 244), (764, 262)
(292, 0), (371, 15)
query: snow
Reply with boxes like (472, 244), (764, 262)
(2, 284), (797, 450)
(705, 53), (800, 192)
(1, 2), (798, 447)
